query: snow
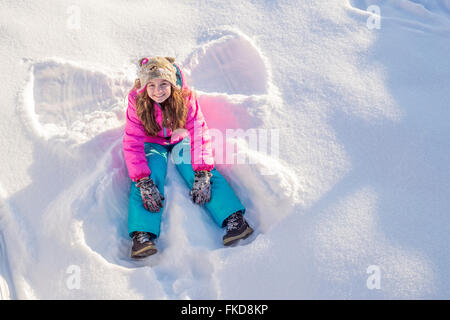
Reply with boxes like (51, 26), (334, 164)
(0, 0), (449, 299)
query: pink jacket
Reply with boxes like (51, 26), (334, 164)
(123, 66), (214, 182)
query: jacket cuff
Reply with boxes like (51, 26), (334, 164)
(132, 174), (150, 183)
(193, 164), (214, 172)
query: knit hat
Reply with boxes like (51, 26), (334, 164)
(137, 56), (179, 91)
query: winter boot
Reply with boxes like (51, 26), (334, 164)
(131, 231), (157, 259)
(222, 211), (254, 246)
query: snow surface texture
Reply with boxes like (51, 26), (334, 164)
(0, 0), (449, 299)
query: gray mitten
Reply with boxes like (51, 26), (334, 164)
(136, 177), (164, 212)
(190, 171), (212, 205)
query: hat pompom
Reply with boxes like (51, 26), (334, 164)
(138, 57), (149, 67)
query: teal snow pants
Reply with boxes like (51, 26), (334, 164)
(127, 137), (246, 238)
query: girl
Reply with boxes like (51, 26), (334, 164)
(123, 56), (253, 259)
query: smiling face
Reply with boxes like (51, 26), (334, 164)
(146, 78), (172, 103)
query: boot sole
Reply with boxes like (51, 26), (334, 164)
(131, 245), (158, 259)
(223, 226), (254, 246)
